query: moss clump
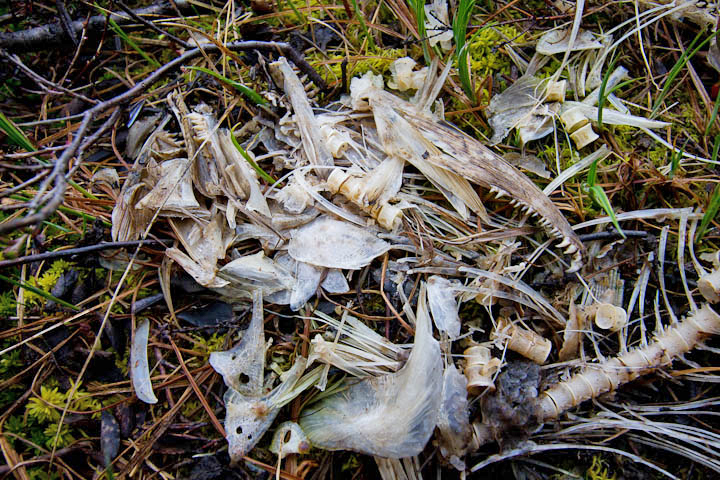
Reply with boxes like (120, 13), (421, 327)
(310, 48), (407, 84)
(467, 25), (524, 79)
(23, 259), (72, 307)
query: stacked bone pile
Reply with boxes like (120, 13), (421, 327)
(113, 52), (720, 475)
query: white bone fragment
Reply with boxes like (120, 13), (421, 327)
(537, 304), (720, 421)
(427, 275), (462, 338)
(570, 123), (599, 149)
(536, 29), (603, 56)
(299, 285), (442, 457)
(209, 291), (265, 396)
(130, 318), (158, 404)
(388, 57), (428, 91)
(545, 80), (567, 102)
(436, 363), (472, 470)
(463, 345), (502, 394)
(492, 318), (552, 364)
(424, 0), (453, 51)
(560, 107), (589, 134)
(587, 303), (628, 332)
(288, 217), (391, 270)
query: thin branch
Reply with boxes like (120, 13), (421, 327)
(0, 50), (97, 104)
(0, 0), (196, 51)
(116, 0), (190, 48)
(0, 239), (173, 269)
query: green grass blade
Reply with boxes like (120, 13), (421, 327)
(0, 112), (36, 151)
(349, 0), (376, 50)
(695, 184), (720, 243)
(587, 157), (624, 237)
(186, 66), (267, 105)
(229, 132), (277, 184)
(596, 53), (619, 130)
(0, 273), (80, 311)
(452, 0), (477, 103)
(107, 16), (161, 68)
(588, 185), (625, 239)
(279, 0), (305, 24)
(408, 0), (430, 63)
(705, 88), (720, 136)
(651, 28), (718, 117)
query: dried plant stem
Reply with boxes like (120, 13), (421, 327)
(537, 304), (720, 421)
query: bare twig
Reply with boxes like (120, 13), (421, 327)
(0, 50), (97, 104)
(0, 239), (173, 269)
(116, 0), (190, 48)
(0, 0), (195, 51)
(55, 0), (79, 46)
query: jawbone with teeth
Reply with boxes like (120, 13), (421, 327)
(360, 84), (586, 273)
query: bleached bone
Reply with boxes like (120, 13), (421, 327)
(492, 318), (552, 364)
(537, 304), (720, 421)
(463, 345), (502, 394)
(698, 269), (720, 303)
(570, 123), (599, 149)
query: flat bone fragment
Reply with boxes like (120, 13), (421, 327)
(436, 363), (472, 470)
(368, 96), (488, 221)
(536, 29), (603, 55)
(299, 285), (442, 458)
(270, 58), (333, 177)
(424, 0), (453, 51)
(135, 158), (203, 214)
(537, 304), (720, 422)
(223, 356), (307, 463)
(274, 253), (324, 311)
(130, 318), (158, 404)
(288, 217), (391, 270)
(321, 269), (349, 293)
(215, 251), (296, 300)
(388, 57), (428, 91)
(427, 275), (462, 338)
(209, 291), (265, 396)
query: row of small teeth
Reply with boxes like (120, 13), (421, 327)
(489, 185), (582, 267)
(557, 236), (578, 254)
(489, 186), (508, 199)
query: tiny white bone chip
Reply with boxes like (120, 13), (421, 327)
(536, 29), (603, 56)
(288, 217), (391, 270)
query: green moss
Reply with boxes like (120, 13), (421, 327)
(586, 456), (616, 480)
(26, 381), (102, 425)
(23, 260), (72, 307)
(467, 25), (524, 79)
(0, 290), (16, 316)
(309, 48), (406, 84)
